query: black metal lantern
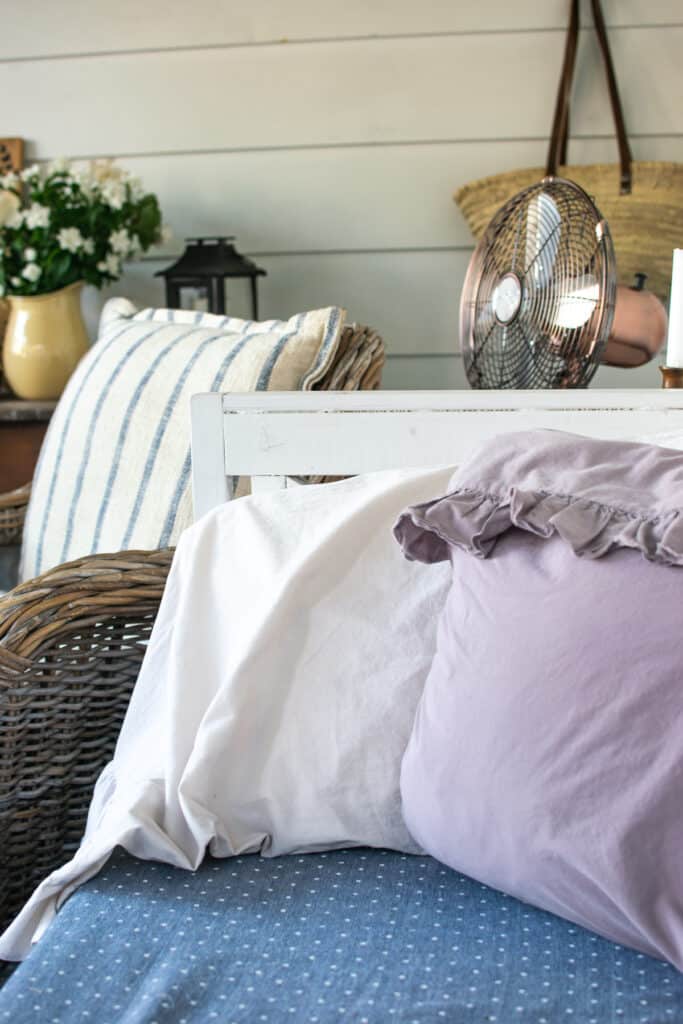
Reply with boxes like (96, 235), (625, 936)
(156, 236), (266, 319)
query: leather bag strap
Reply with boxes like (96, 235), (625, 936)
(546, 0), (633, 194)
(546, 0), (580, 177)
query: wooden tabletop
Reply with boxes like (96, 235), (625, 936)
(0, 399), (57, 423)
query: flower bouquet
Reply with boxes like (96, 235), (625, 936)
(0, 159), (167, 399)
(0, 159), (165, 296)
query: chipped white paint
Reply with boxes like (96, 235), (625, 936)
(190, 389), (683, 519)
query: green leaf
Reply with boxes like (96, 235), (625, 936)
(132, 194), (162, 248)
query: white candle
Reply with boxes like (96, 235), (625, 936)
(666, 248), (683, 367)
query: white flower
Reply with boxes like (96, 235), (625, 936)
(90, 159), (125, 185)
(10, 276), (20, 288)
(21, 262), (42, 282)
(0, 172), (19, 190)
(20, 164), (42, 182)
(101, 179), (126, 210)
(5, 210), (24, 229)
(0, 190), (20, 228)
(71, 163), (95, 198)
(48, 157), (70, 175)
(57, 226), (84, 253)
(24, 203), (50, 229)
(82, 237), (94, 255)
(23, 247), (37, 261)
(97, 253), (120, 277)
(109, 227), (131, 255)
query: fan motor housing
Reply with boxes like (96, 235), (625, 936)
(492, 272), (523, 325)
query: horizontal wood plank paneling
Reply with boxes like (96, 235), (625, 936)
(99, 134), (683, 256)
(381, 355), (469, 390)
(83, 249), (471, 357)
(258, 251), (468, 355)
(5, 28), (682, 160)
(81, 247), (667, 392)
(8, 1), (678, 393)
(2, 2), (680, 61)
(592, 360), (662, 389)
(380, 355), (663, 390)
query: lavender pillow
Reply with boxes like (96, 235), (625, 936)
(394, 430), (683, 969)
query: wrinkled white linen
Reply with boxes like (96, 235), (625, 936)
(0, 465), (453, 960)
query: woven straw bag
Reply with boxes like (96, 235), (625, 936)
(455, 0), (683, 302)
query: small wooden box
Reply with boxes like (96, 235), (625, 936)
(0, 138), (23, 175)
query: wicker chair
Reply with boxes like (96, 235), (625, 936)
(0, 324), (384, 933)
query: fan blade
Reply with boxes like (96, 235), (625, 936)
(525, 192), (561, 288)
(553, 277), (600, 330)
(513, 312), (568, 388)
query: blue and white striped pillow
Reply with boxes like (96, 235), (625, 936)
(20, 299), (345, 580)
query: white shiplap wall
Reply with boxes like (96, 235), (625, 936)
(2, 0), (682, 389)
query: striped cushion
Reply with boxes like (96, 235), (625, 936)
(20, 299), (345, 581)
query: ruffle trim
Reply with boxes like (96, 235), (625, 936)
(394, 486), (683, 566)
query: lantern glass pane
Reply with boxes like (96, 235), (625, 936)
(178, 285), (210, 312)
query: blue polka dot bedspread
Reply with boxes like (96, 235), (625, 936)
(0, 847), (680, 1023)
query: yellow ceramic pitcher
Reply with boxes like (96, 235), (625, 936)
(2, 281), (89, 400)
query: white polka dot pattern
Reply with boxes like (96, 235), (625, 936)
(0, 848), (680, 1022)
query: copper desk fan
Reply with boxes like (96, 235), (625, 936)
(460, 176), (616, 389)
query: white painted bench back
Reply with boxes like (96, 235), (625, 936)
(190, 389), (683, 522)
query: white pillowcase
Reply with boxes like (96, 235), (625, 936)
(630, 429), (683, 450)
(1, 464), (453, 960)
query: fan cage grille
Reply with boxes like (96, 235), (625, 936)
(460, 177), (617, 389)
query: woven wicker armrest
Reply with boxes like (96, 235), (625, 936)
(315, 324), (385, 392)
(0, 483), (31, 548)
(0, 547), (173, 932)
